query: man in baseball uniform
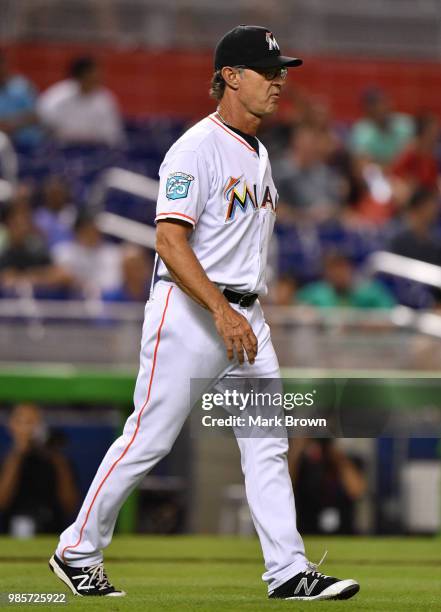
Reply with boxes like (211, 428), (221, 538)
(49, 25), (360, 601)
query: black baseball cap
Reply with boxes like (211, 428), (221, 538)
(214, 25), (303, 71)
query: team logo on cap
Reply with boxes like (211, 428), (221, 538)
(266, 32), (280, 52)
(166, 172), (194, 200)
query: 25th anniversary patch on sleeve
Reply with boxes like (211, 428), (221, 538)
(166, 172), (195, 200)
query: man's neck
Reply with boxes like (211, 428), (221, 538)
(216, 102), (261, 137)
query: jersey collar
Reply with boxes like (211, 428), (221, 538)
(208, 113), (258, 154)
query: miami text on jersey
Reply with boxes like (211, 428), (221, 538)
(224, 176), (278, 221)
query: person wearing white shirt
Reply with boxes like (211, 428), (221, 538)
(37, 56), (124, 147)
(53, 212), (122, 298)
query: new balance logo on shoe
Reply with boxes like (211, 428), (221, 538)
(72, 573), (91, 592)
(294, 577), (319, 596)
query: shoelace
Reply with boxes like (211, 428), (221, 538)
(86, 563), (113, 591)
(304, 550), (329, 578)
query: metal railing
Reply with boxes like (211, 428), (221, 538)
(368, 252), (441, 289)
(90, 167), (158, 249)
(0, 300), (440, 370)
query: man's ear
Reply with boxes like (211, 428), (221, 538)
(221, 66), (241, 91)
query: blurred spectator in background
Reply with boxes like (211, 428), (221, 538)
(391, 114), (440, 207)
(0, 202), (73, 298)
(288, 438), (366, 534)
(0, 403), (79, 535)
(297, 251), (395, 309)
(37, 56), (124, 147)
(53, 212), (122, 298)
(102, 244), (152, 302)
(33, 176), (76, 248)
(348, 154), (396, 225)
(388, 188), (441, 266)
(264, 87), (340, 162)
(273, 124), (342, 223)
(301, 96), (341, 163)
(271, 274), (297, 306)
(350, 88), (414, 166)
(0, 51), (41, 148)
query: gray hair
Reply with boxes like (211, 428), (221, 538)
(209, 67), (245, 101)
(209, 70), (226, 101)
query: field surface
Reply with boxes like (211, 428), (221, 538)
(0, 535), (439, 611)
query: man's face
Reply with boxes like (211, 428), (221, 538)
(79, 66), (101, 93)
(325, 257), (353, 292)
(291, 127), (320, 166)
(418, 197), (439, 226)
(6, 209), (33, 245)
(76, 221), (101, 247)
(366, 95), (390, 125)
(8, 403), (42, 444)
(43, 176), (69, 212)
(235, 66), (287, 118)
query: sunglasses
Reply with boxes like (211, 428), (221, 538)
(235, 65), (288, 81)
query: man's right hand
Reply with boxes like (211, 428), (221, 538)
(212, 301), (258, 365)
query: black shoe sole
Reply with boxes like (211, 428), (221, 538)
(336, 583), (360, 600)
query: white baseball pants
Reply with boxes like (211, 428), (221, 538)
(56, 280), (307, 590)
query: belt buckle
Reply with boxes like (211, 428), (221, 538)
(238, 292), (255, 308)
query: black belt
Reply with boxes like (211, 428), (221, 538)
(223, 288), (258, 308)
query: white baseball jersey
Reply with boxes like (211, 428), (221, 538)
(155, 113), (278, 294)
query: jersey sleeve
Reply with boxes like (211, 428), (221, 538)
(155, 149), (210, 227)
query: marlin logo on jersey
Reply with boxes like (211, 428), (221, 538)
(166, 172), (194, 200)
(224, 176), (257, 220)
(266, 32), (280, 52)
(224, 176), (277, 221)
